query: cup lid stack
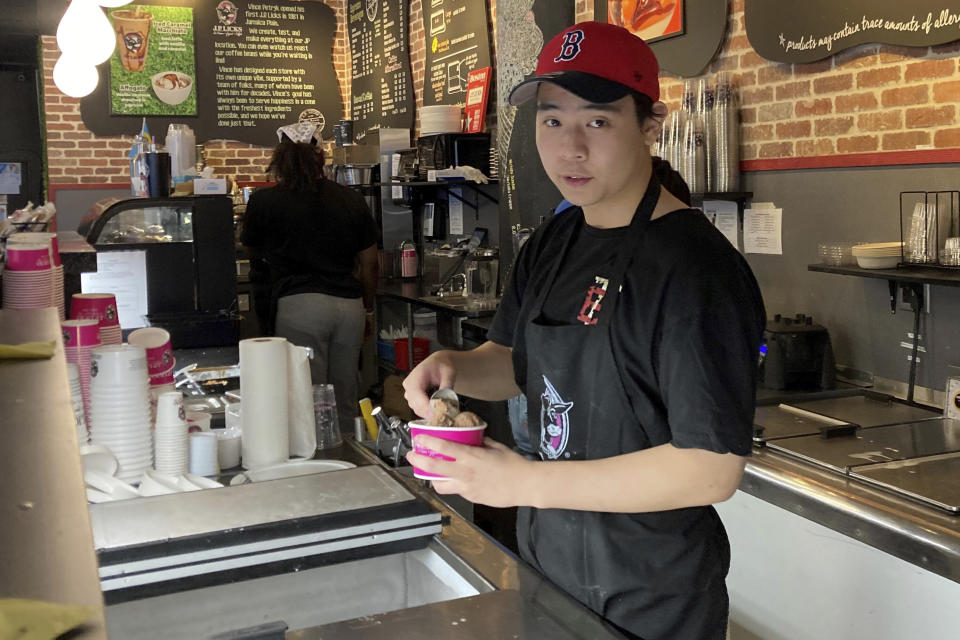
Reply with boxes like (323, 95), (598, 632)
(87, 344), (153, 482)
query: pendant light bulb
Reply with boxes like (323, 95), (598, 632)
(56, 0), (117, 65)
(53, 55), (99, 98)
(97, 0), (133, 7)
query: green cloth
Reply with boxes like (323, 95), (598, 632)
(0, 341), (56, 360)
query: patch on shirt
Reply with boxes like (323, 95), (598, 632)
(539, 375), (574, 460)
(576, 276), (610, 325)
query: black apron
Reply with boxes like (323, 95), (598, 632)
(516, 174), (729, 640)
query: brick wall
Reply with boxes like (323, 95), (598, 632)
(44, 1), (959, 189)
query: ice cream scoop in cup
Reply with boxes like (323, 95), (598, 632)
(408, 417), (486, 480)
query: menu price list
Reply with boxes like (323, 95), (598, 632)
(422, 0), (492, 107)
(348, 0), (413, 140)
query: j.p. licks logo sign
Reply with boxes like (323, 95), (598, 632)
(213, 0), (242, 37)
(746, 0), (960, 63)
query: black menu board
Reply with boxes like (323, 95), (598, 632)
(81, 0), (343, 146)
(422, 0), (492, 106)
(347, 0), (414, 142)
(746, 0), (960, 64)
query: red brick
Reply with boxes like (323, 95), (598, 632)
(882, 86), (929, 107)
(836, 92), (878, 113)
(45, 122), (75, 131)
(905, 105), (955, 128)
(797, 139), (835, 156)
(47, 141), (75, 149)
(733, 70), (756, 88)
(793, 59), (833, 75)
(857, 111), (902, 131)
(78, 159), (109, 167)
(759, 142), (793, 158)
(742, 124), (773, 142)
(743, 86), (773, 104)
(933, 128), (960, 148)
(933, 81), (960, 103)
(63, 149), (92, 158)
(776, 81), (810, 101)
(814, 74), (853, 94)
(882, 131), (931, 150)
(666, 84), (683, 100)
(757, 102), (793, 122)
(758, 65), (791, 84)
(740, 144), (758, 161)
(904, 59), (956, 82)
(857, 67), (900, 88)
(776, 120), (812, 138)
(740, 107), (757, 124)
(814, 117), (854, 136)
(836, 135), (878, 153)
(795, 98), (832, 117)
(728, 35), (750, 51)
(739, 51), (766, 68)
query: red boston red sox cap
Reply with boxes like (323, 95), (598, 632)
(508, 21), (660, 106)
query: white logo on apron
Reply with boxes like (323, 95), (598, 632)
(539, 375), (574, 460)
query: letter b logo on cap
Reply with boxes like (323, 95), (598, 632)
(554, 29), (584, 62)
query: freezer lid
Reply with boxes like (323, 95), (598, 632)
(851, 451), (960, 514)
(753, 403), (854, 442)
(766, 418), (960, 473)
(789, 394), (940, 428)
(90, 465), (426, 553)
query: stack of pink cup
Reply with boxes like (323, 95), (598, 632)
(7, 232), (64, 319)
(62, 318), (101, 432)
(129, 327), (175, 385)
(2, 243), (53, 310)
(70, 293), (122, 345)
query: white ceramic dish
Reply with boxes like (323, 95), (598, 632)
(178, 473), (224, 491)
(856, 255), (899, 269)
(151, 71), (193, 105)
(229, 460), (356, 485)
(139, 469), (183, 496)
(84, 469), (139, 499)
(86, 488), (115, 503)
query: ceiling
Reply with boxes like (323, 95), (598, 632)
(0, 0), (67, 66)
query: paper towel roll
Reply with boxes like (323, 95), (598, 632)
(240, 337), (290, 469)
(287, 343), (316, 457)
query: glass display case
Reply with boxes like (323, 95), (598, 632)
(93, 204), (194, 245)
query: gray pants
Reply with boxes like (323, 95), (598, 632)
(275, 293), (364, 436)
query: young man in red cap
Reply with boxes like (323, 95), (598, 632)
(404, 21), (764, 639)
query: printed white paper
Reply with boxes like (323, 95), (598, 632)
(0, 163), (22, 195)
(80, 250), (149, 329)
(448, 188), (464, 235)
(744, 208), (783, 255)
(702, 200), (740, 250)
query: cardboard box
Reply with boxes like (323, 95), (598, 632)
(193, 178), (227, 194)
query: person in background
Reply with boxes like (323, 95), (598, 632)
(403, 22), (764, 639)
(242, 123), (378, 436)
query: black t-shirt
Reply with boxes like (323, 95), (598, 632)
(488, 207), (765, 456)
(241, 181), (378, 298)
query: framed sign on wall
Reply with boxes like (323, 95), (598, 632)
(609, 0), (684, 43)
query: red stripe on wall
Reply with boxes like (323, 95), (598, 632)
(742, 149), (960, 172)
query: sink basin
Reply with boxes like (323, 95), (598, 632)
(105, 540), (493, 638)
(418, 295), (498, 312)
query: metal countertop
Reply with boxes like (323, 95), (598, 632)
(0, 308), (107, 638)
(376, 278), (499, 318)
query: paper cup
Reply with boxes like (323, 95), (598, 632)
(61, 319), (101, 348)
(71, 293), (120, 327)
(155, 391), (185, 426)
(186, 411), (212, 432)
(128, 327), (174, 375)
(189, 432), (219, 476)
(217, 430), (241, 469)
(6, 244), (51, 271)
(89, 345), (148, 388)
(409, 419), (486, 480)
(8, 232), (60, 267)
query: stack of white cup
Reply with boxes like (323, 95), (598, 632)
(155, 391), (189, 475)
(87, 344), (153, 482)
(66, 363), (87, 445)
(189, 432), (219, 476)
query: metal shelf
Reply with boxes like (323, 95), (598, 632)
(808, 263), (960, 288)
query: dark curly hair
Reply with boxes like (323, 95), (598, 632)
(267, 140), (326, 191)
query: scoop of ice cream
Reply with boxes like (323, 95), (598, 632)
(453, 411), (484, 427)
(430, 397), (459, 425)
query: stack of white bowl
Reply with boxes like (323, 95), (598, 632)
(7, 232), (64, 319)
(420, 105), (462, 135)
(67, 363), (88, 445)
(155, 391), (189, 475)
(852, 242), (903, 270)
(87, 345), (153, 482)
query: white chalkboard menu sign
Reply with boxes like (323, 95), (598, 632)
(746, 0), (960, 64)
(82, 0), (344, 146)
(347, 0), (414, 142)
(422, 0), (492, 107)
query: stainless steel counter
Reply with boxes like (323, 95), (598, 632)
(741, 445), (960, 584)
(0, 308), (107, 637)
(376, 278), (499, 318)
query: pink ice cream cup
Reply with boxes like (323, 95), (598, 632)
(409, 418), (487, 480)
(61, 319), (101, 348)
(128, 327), (174, 376)
(70, 293), (120, 327)
(6, 244), (51, 271)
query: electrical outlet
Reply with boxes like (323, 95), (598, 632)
(899, 283), (931, 313)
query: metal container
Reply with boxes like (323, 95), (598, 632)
(334, 163), (376, 186)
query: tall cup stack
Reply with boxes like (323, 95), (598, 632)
(2, 243), (53, 311)
(129, 327), (177, 421)
(61, 319), (101, 431)
(6, 233), (63, 319)
(71, 293), (122, 345)
(239, 337), (290, 469)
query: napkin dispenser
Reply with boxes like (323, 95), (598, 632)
(760, 314), (836, 390)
